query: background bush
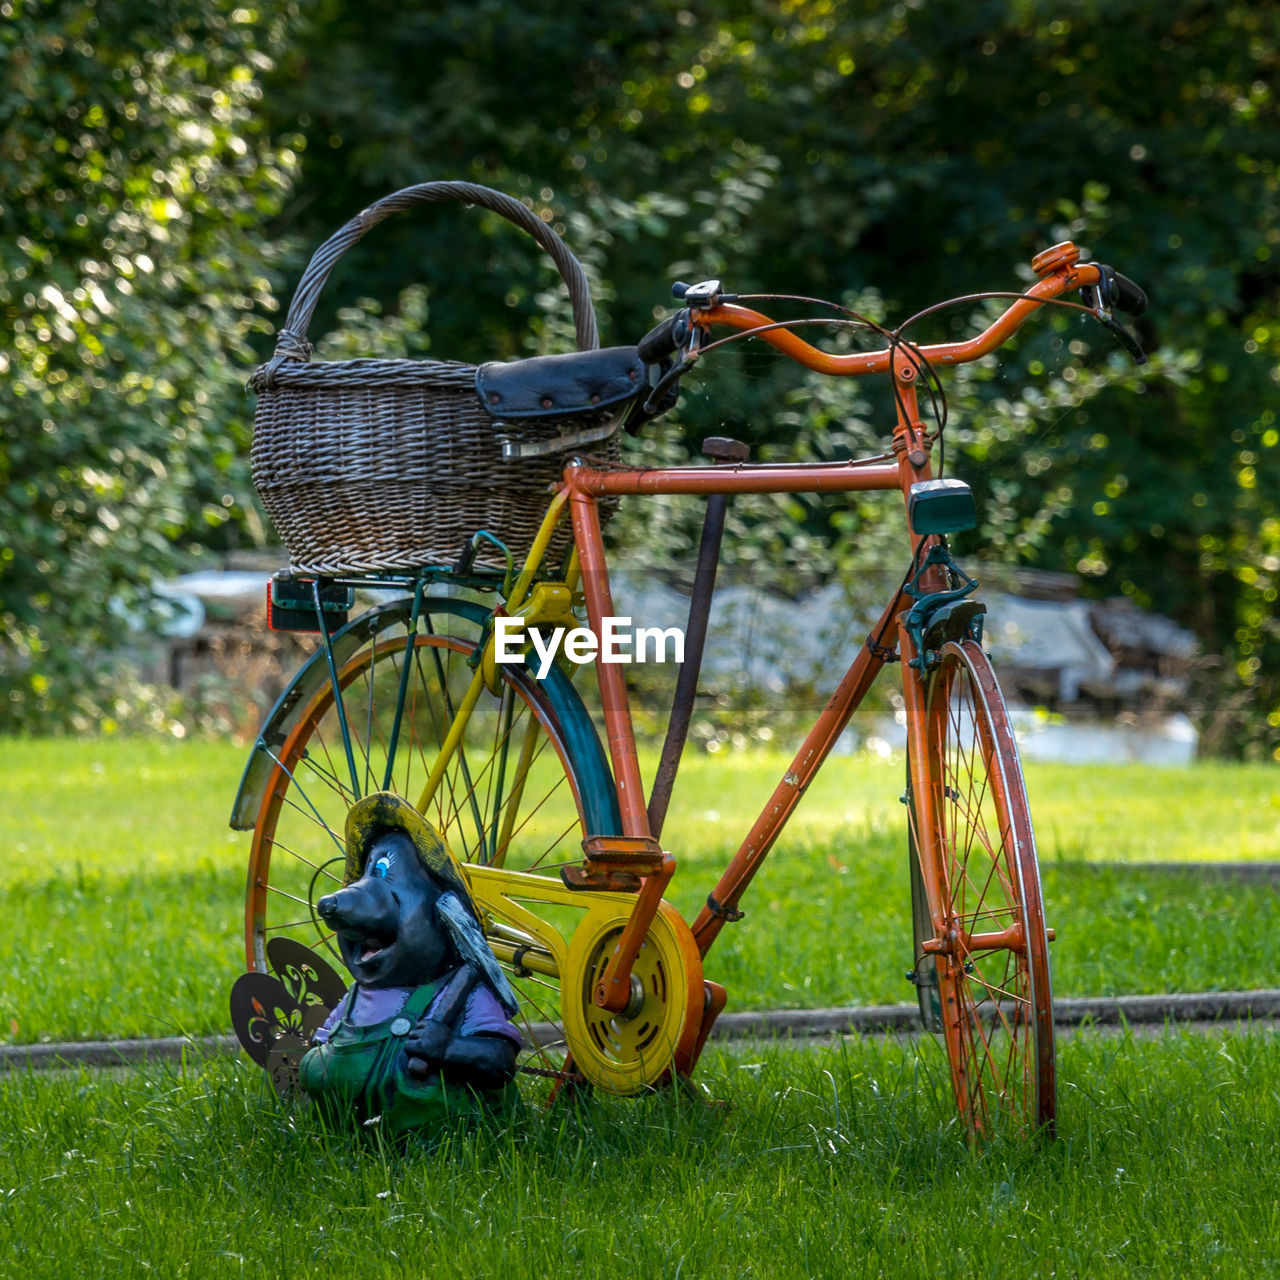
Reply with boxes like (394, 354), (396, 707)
(3, 0), (1278, 756)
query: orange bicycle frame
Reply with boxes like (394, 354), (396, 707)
(559, 243), (1100, 1011)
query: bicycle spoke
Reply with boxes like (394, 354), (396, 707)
(509, 982), (570, 1077)
(263, 751), (347, 855)
(495, 778), (576, 870)
(264, 921), (337, 949)
(435, 695), (553, 865)
(421, 640), (487, 851)
(304, 726), (354, 808)
(264, 837), (344, 879)
(965, 968), (1028, 1014)
(263, 882), (321, 909)
(292, 751), (350, 808)
(958, 985), (1010, 1096)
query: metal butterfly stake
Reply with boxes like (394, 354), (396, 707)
(230, 936), (348, 1097)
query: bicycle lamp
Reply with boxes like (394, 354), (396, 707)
(908, 479), (977, 535)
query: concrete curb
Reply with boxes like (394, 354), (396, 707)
(3, 1034), (242, 1072)
(6, 989), (1280, 1073)
(701, 988), (1280, 1043)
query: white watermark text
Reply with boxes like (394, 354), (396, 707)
(494, 616), (685, 679)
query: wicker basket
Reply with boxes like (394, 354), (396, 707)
(249, 181), (619, 576)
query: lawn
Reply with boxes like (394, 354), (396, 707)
(0, 738), (1277, 1045)
(2, 1029), (1278, 1278)
(3, 737), (1279, 1278)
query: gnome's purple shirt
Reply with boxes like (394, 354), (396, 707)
(313, 979), (522, 1047)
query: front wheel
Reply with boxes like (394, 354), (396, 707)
(908, 638), (1055, 1136)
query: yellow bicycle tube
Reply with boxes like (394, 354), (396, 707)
(415, 491), (570, 816)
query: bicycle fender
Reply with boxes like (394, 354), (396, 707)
(230, 598), (620, 838)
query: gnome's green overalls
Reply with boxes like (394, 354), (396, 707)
(299, 980), (499, 1134)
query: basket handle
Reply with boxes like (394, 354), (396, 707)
(267, 180), (599, 366)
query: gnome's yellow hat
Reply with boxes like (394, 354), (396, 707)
(343, 792), (472, 906)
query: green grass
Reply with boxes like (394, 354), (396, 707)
(661, 752), (1280, 864)
(3, 738), (1279, 1276)
(0, 738), (246, 1044)
(2, 1030), (1279, 1278)
(0, 739), (1277, 1044)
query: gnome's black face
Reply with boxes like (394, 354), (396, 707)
(316, 831), (452, 988)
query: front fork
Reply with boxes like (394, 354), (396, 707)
(897, 538), (985, 963)
(899, 619), (950, 955)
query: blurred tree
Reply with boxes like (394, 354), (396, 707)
(262, 0), (1279, 755)
(0, 0), (296, 730)
(4, 0), (1277, 754)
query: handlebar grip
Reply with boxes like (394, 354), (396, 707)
(1111, 271), (1148, 318)
(637, 314), (683, 364)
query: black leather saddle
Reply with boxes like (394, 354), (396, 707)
(477, 346), (644, 419)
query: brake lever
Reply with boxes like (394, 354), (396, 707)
(1098, 313), (1147, 365)
(633, 279), (736, 421)
(642, 349), (698, 416)
(1080, 280), (1147, 366)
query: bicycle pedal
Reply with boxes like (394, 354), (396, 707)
(581, 835), (665, 872)
(560, 865), (643, 893)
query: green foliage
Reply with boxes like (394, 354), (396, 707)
(4, 0), (1279, 752)
(4, 1034), (1280, 1276)
(260, 0), (1280, 757)
(0, 0), (296, 731)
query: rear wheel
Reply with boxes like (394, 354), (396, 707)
(245, 602), (618, 1093)
(908, 638), (1055, 1136)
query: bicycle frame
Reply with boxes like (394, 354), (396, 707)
(559, 351), (939, 1007)
(240, 241), (1106, 1119)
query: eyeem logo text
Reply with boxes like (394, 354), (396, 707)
(494, 616), (685, 680)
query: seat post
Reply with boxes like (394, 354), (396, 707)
(646, 436), (749, 838)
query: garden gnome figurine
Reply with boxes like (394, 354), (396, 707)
(296, 791), (521, 1134)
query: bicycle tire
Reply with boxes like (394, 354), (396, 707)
(908, 638), (1055, 1136)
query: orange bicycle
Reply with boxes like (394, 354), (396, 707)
(233, 183), (1148, 1138)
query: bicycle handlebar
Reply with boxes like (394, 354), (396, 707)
(635, 241), (1146, 414)
(697, 256), (1115, 377)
